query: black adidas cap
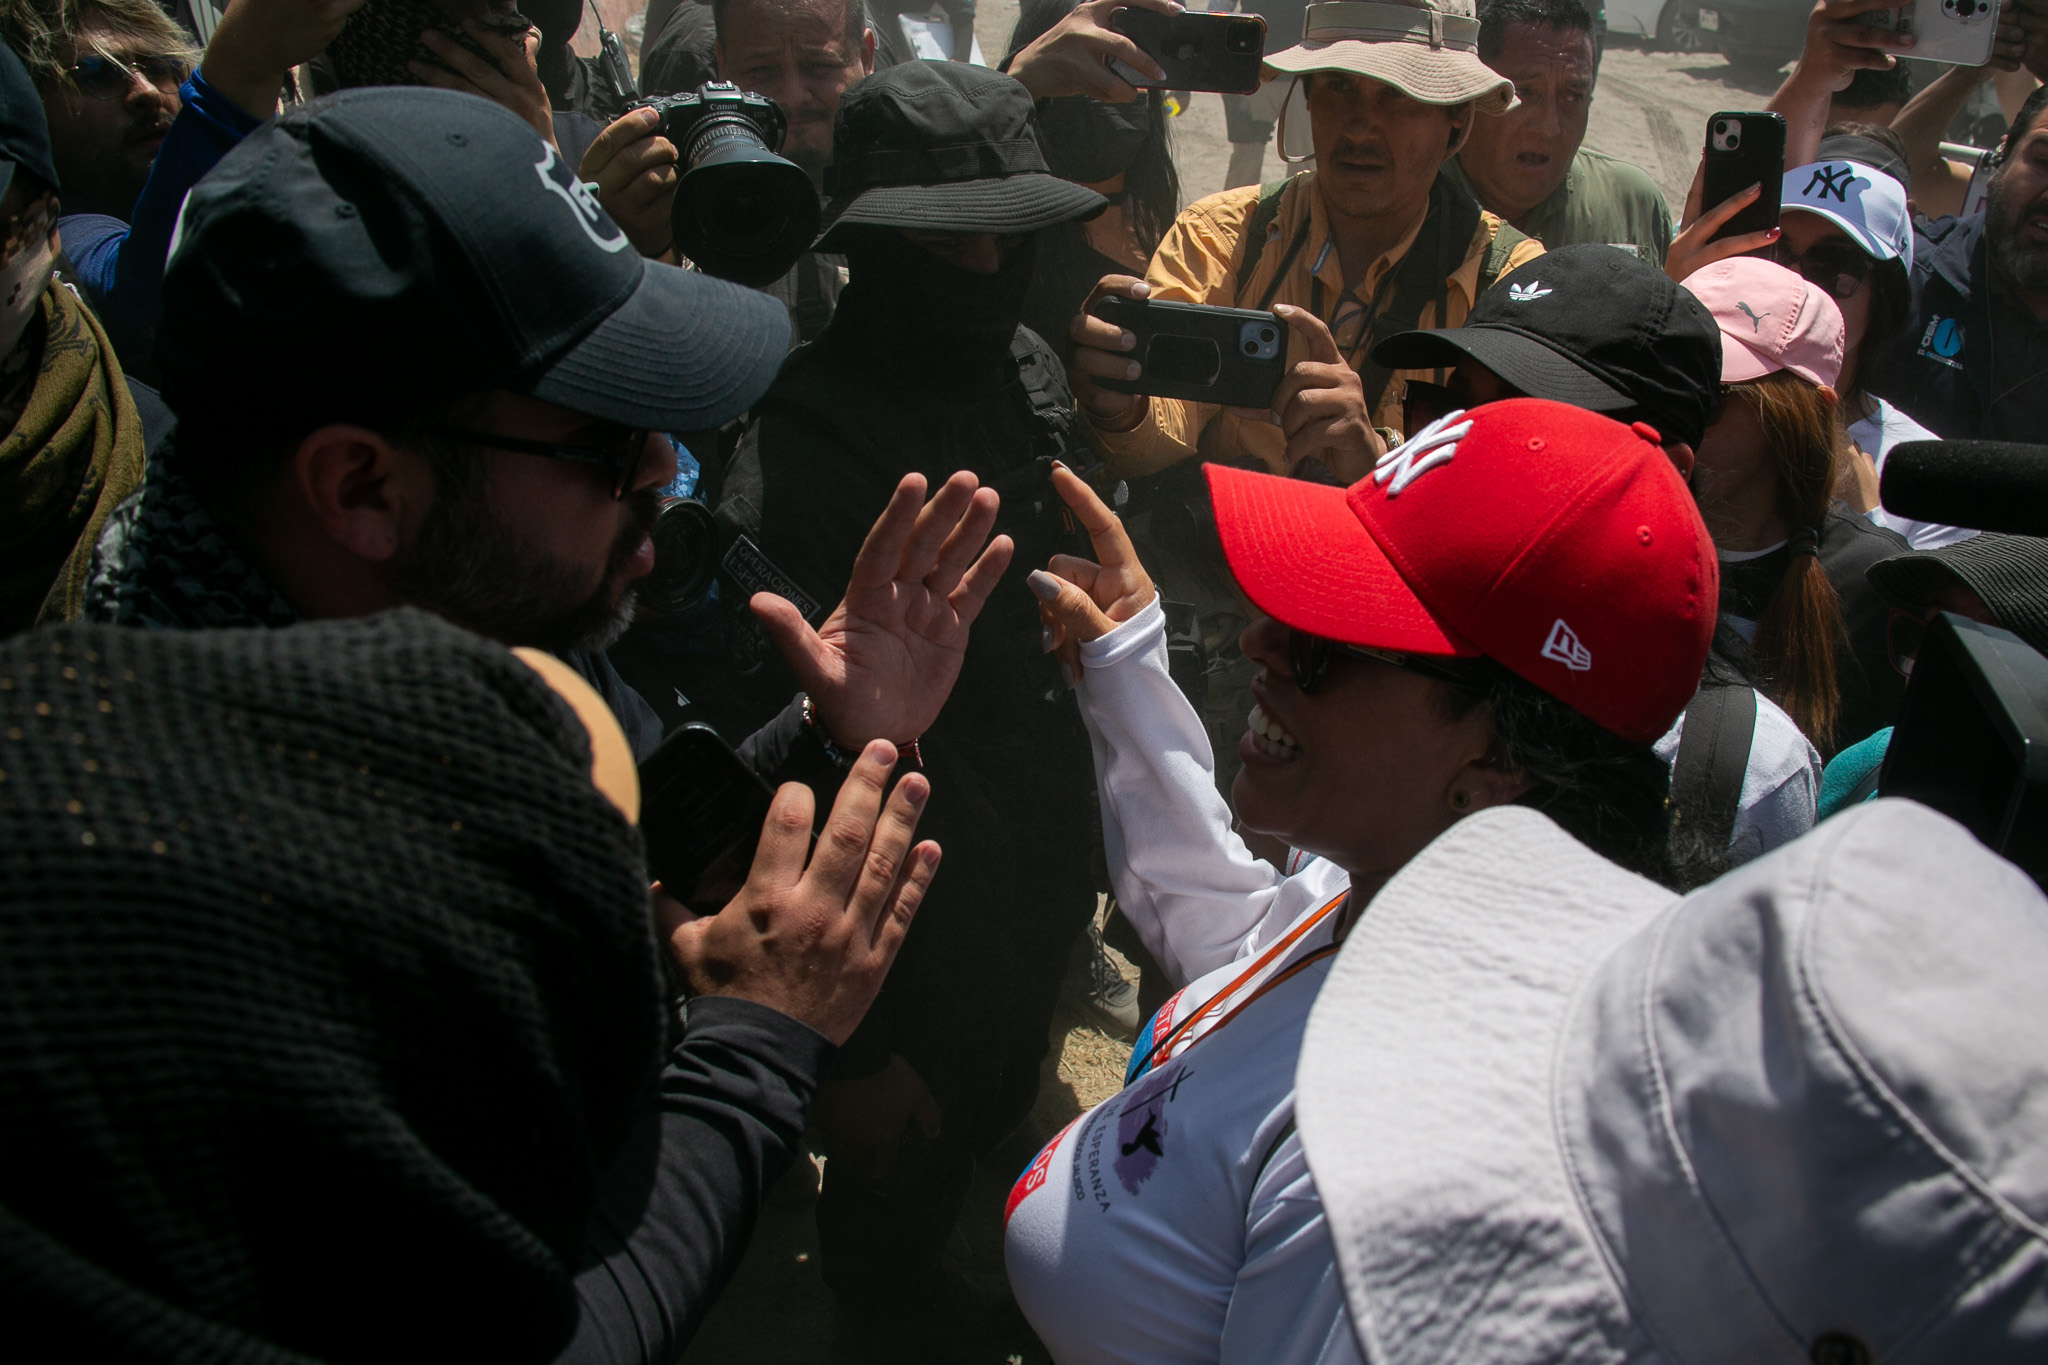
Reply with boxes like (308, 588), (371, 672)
(1371, 243), (1723, 450)
(157, 87), (789, 436)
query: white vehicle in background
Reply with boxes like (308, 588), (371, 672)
(1603, 0), (1810, 79)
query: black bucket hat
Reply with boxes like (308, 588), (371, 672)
(814, 60), (1105, 250)
(1866, 533), (2048, 657)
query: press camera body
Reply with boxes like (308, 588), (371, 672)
(629, 82), (820, 287)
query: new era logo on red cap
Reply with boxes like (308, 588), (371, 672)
(1542, 619), (1592, 672)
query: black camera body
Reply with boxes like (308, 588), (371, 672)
(628, 81), (820, 287)
(635, 80), (788, 160)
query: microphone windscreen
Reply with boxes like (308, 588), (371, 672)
(1879, 440), (2048, 537)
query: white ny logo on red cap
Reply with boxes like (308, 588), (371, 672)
(1374, 410), (1471, 495)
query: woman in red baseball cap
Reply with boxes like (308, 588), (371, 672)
(1001, 398), (1719, 1365)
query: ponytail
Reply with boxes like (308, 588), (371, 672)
(1732, 372), (1847, 751)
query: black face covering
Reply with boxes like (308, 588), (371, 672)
(1035, 96), (1151, 185)
(835, 228), (1039, 391)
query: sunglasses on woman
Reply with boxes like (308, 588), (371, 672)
(1769, 240), (1874, 302)
(1289, 629), (1469, 695)
(425, 424), (660, 500)
(66, 51), (188, 99)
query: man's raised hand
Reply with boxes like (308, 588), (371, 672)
(660, 740), (938, 1045)
(753, 471), (1014, 748)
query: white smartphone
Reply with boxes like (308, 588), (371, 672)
(1858, 0), (2003, 68)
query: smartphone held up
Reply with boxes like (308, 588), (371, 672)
(1857, 0), (2003, 67)
(1092, 295), (1289, 409)
(1107, 6), (1267, 93)
(1702, 111), (1786, 244)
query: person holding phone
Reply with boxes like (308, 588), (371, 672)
(1068, 0), (1543, 487)
(1005, 401), (1718, 1363)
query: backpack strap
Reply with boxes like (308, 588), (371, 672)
(1237, 177), (1306, 305)
(1671, 681), (1759, 851)
(1479, 218), (1531, 295)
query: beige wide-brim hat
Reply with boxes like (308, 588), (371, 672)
(1263, 0), (1515, 114)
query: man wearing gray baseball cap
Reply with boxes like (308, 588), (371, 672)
(1298, 799), (2048, 1360)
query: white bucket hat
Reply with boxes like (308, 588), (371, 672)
(1262, 0), (1515, 114)
(1298, 801), (2048, 1361)
(1782, 157), (1914, 273)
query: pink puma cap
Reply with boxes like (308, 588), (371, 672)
(1682, 256), (1844, 391)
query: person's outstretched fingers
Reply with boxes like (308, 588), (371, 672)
(873, 841), (941, 956)
(949, 530), (1014, 620)
(1049, 464), (1135, 561)
(843, 473), (930, 592)
(926, 487), (1002, 599)
(801, 740), (902, 898)
(745, 779), (819, 891)
(896, 472), (982, 586)
(847, 770), (933, 945)
(1667, 184), (1780, 282)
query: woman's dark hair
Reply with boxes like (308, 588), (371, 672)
(1428, 658), (1731, 892)
(1729, 370), (1849, 752)
(1004, 0), (1180, 255)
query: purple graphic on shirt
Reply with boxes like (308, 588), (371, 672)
(1113, 1062), (1186, 1195)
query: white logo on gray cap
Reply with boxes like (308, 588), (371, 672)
(533, 143), (629, 254)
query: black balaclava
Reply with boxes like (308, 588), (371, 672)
(832, 226), (1039, 393)
(1035, 96), (1151, 186)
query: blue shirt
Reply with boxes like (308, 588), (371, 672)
(57, 71), (264, 384)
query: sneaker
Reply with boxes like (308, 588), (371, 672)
(1084, 922), (1140, 1036)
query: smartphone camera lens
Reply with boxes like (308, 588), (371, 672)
(1226, 20), (1260, 53)
(1259, 327), (1276, 343)
(1243, 340), (1258, 355)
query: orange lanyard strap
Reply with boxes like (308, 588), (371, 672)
(1127, 891), (1347, 1081)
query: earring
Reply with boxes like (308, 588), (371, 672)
(1449, 790), (1472, 812)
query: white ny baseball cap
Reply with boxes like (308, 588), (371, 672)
(1781, 155), (1914, 272)
(1298, 800), (2048, 1361)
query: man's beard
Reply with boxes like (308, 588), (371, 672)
(393, 463), (660, 656)
(1988, 169), (2048, 294)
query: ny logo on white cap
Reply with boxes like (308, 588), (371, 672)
(1375, 410), (1471, 495)
(1542, 619), (1592, 672)
(533, 143), (630, 254)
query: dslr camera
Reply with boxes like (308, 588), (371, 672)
(630, 82), (820, 287)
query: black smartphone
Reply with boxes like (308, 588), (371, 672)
(639, 723), (778, 911)
(1107, 8), (1266, 94)
(1701, 111), (1786, 243)
(1092, 296), (1288, 409)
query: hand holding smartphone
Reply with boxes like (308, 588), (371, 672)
(1106, 7), (1266, 93)
(1090, 295), (1289, 409)
(1701, 111), (1786, 245)
(1857, 0), (2003, 67)
(639, 724), (783, 912)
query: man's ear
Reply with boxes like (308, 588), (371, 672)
(861, 26), (876, 73)
(1445, 102), (1474, 159)
(1446, 753), (1535, 817)
(290, 425), (433, 565)
(1665, 441), (1697, 481)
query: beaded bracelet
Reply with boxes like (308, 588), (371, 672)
(800, 694), (922, 770)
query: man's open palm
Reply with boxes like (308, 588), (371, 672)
(751, 472), (1013, 747)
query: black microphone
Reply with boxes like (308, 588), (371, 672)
(1879, 440), (2048, 537)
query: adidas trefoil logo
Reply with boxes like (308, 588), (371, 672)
(1508, 280), (1553, 301)
(1541, 619), (1592, 672)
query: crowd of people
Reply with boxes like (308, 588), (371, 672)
(2, 0), (2047, 1357)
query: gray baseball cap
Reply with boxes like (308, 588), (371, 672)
(1299, 801), (2048, 1361)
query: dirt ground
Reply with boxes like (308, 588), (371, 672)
(560, 10), (1793, 1359)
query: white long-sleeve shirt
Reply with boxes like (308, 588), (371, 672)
(1003, 599), (1362, 1365)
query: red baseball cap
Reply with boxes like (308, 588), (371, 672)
(1206, 398), (1717, 745)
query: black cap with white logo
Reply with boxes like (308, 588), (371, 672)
(157, 87), (789, 436)
(1371, 243), (1723, 449)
